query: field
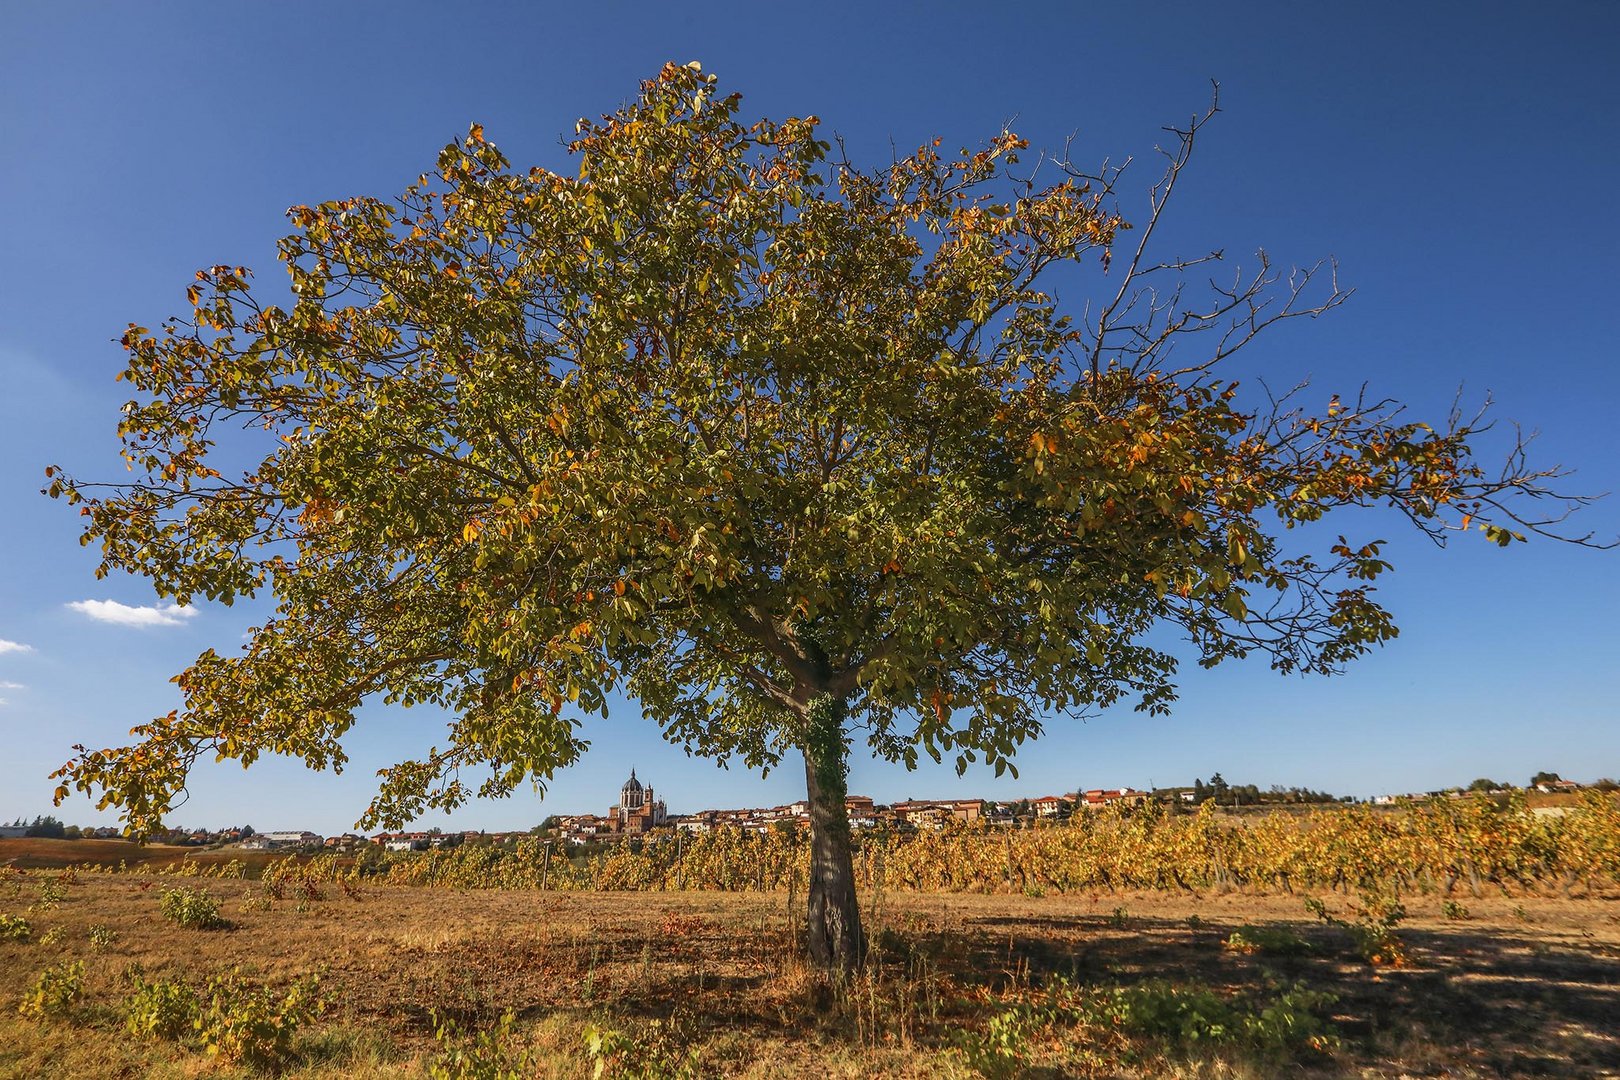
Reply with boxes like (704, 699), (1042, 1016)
(0, 838), (288, 875)
(2, 856), (1619, 1078)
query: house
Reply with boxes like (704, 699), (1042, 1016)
(250, 830), (323, 849)
(846, 797), (879, 830)
(676, 811), (717, 835)
(560, 816), (608, 845)
(1031, 796), (1066, 818)
(372, 831), (437, 852)
(1076, 788), (1149, 809)
(893, 802), (951, 830)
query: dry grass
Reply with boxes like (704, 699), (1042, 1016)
(1, 870), (1618, 1078)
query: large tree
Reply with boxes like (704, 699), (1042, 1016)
(50, 65), (1590, 970)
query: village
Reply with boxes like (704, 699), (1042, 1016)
(228, 772), (1163, 853)
(3, 771), (1598, 852)
(0, 773), (1161, 851)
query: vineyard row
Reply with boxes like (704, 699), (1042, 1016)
(229, 794), (1620, 898)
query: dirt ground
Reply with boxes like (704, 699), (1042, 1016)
(2, 873), (1618, 1078)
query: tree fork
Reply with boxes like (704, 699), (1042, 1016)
(802, 692), (866, 973)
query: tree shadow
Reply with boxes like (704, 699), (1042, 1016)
(948, 911), (1620, 1076)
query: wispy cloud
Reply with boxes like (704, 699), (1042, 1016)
(0, 639), (33, 655)
(66, 600), (199, 629)
(0, 680), (22, 690)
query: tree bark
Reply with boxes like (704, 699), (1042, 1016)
(802, 693), (866, 973)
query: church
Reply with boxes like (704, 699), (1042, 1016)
(609, 769), (668, 834)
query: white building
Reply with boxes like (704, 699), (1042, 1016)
(243, 830), (322, 849)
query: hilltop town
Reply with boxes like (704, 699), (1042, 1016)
(8, 770), (1603, 852)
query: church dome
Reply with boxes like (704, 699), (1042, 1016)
(621, 769), (644, 807)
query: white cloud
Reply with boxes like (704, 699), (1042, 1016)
(66, 600), (199, 629)
(0, 680), (22, 690)
(0, 639), (33, 655)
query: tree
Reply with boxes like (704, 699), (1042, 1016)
(1531, 771), (1564, 788)
(1466, 777), (1501, 793)
(47, 65), (1595, 972)
(25, 815), (66, 839)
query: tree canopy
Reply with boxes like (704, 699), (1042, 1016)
(50, 63), (1587, 845)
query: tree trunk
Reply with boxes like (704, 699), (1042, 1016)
(802, 693), (866, 973)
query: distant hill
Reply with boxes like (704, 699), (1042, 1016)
(0, 837), (285, 873)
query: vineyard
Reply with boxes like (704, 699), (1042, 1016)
(319, 794), (1620, 898)
(4, 795), (1620, 1078)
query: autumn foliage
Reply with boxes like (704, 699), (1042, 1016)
(46, 65), (1593, 968)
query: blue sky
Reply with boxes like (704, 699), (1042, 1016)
(2, 2), (1616, 834)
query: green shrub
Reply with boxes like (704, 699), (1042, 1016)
(955, 1007), (1037, 1079)
(582, 1021), (696, 1080)
(959, 976), (1338, 1076)
(1223, 925), (1313, 956)
(1074, 979), (1338, 1054)
(125, 976), (199, 1041)
(1306, 889), (1408, 966)
(124, 968), (322, 1067)
(1244, 983), (1342, 1054)
(17, 960), (85, 1021)
(34, 881), (68, 910)
(88, 924), (119, 950)
(159, 886), (225, 930)
(0, 913), (31, 941)
(430, 1010), (536, 1080)
(195, 969), (324, 1069)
